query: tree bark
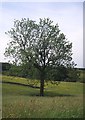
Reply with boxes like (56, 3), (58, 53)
(40, 71), (45, 96)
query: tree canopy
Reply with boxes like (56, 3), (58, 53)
(5, 18), (76, 96)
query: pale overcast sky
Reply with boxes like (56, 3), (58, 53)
(0, 1), (83, 68)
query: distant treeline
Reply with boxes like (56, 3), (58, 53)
(1, 62), (85, 71)
(1, 62), (85, 83)
(78, 68), (85, 70)
(1, 62), (11, 71)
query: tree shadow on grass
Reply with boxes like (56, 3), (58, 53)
(2, 82), (76, 97)
(16, 87), (76, 97)
(28, 92), (76, 97)
(45, 93), (75, 97)
(45, 91), (76, 97)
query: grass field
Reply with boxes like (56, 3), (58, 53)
(2, 75), (84, 118)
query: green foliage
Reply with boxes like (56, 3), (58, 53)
(5, 17), (75, 73)
(66, 68), (80, 82)
(3, 64), (80, 83)
(4, 18), (76, 96)
(79, 69), (85, 83)
(5, 63), (40, 80)
(2, 62), (11, 71)
(46, 65), (68, 81)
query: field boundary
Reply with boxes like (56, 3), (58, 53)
(2, 81), (40, 89)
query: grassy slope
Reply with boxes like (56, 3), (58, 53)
(2, 75), (33, 85)
(2, 75), (84, 118)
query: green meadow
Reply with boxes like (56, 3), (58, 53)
(2, 75), (84, 118)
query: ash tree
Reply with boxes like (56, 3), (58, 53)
(5, 18), (76, 96)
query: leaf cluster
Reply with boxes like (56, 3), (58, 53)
(5, 18), (75, 71)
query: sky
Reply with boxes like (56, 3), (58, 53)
(0, 1), (83, 68)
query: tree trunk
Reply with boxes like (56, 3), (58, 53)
(40, 71), (45, 96)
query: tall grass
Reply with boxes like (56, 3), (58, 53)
(3, 95), (83, 118)
(2, 75), (84, 118)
